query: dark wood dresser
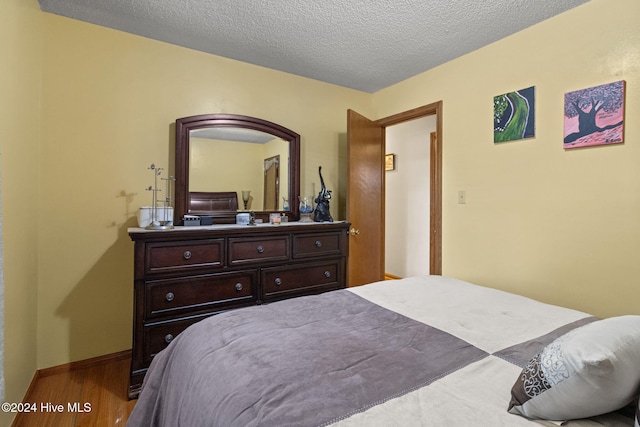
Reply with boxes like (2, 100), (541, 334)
(127, 221), (349, 398)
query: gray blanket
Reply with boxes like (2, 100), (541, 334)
(127, 290), (491, 427)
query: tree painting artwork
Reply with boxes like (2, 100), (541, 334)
(494, 86), (535, 143)
(564, 80), (625, 149)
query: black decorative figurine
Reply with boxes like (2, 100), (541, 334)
(314, 166), (333, 222)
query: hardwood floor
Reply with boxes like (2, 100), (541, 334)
(12, 350), (136, 427)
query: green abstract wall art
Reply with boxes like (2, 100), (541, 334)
(494, 86), (536, 143)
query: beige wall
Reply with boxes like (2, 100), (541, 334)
(36, 14), (371, 370)
(0, 0), (42, 423)
(373, 0), (640, 318)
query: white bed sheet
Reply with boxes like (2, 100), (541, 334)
(338, 276), (630, 427)
(348, 276), (589, 354)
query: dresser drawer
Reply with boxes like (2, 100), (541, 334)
(145, 239), (224, 275)
(228, 236), (290, 265)
(142, 316), (205, 365)
(293, 231), (344, 259)
(262, 259), (343, 299)
(145, 270), (257, 320)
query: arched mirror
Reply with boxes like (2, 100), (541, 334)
(175, 114), (301, 224)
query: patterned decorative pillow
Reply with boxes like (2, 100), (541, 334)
(508, 315), (640, 421)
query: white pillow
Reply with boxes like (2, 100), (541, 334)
(508, 315), (640, 421)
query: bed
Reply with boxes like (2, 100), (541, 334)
(188, 191), (239, 213)
(126, 276), (640, 427)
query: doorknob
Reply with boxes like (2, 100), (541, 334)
(347, 228), (360, 236)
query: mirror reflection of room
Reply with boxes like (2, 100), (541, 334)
(189, 132), (289, 211)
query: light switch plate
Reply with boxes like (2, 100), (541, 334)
(458, 190), (466, 204)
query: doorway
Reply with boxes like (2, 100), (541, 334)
(384, 116), (437, 278)
(263, 155), (280, 210)
(347, 102), (442, 287)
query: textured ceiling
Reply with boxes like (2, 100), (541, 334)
(192, 127), (276, 144)
(37, 0), (589, 93)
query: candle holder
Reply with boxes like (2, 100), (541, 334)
(241, 190), (251, 210)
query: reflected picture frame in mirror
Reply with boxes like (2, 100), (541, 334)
(174, 114), (301, 224)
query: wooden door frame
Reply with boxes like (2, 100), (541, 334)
(375, 101), (442, 275)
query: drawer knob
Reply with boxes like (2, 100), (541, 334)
(165, 292), (175, 302)
(165, 334), (174, 344)
(274, 277), (282, 286)
(256, 245), (264, 253)
(324, 271), (331, 278)
(315, 240), (322, 248)
(183, 250), (192, 260)
(235, 282), (243, 291)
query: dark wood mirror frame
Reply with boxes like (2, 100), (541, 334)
(175, 114), (301, 224)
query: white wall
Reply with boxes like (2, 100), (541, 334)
(385, 115), (437, 277)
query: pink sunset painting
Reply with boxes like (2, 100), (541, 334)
(563, 80), (625, 149)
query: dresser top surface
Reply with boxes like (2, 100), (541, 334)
(128, 221), (350, 241)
